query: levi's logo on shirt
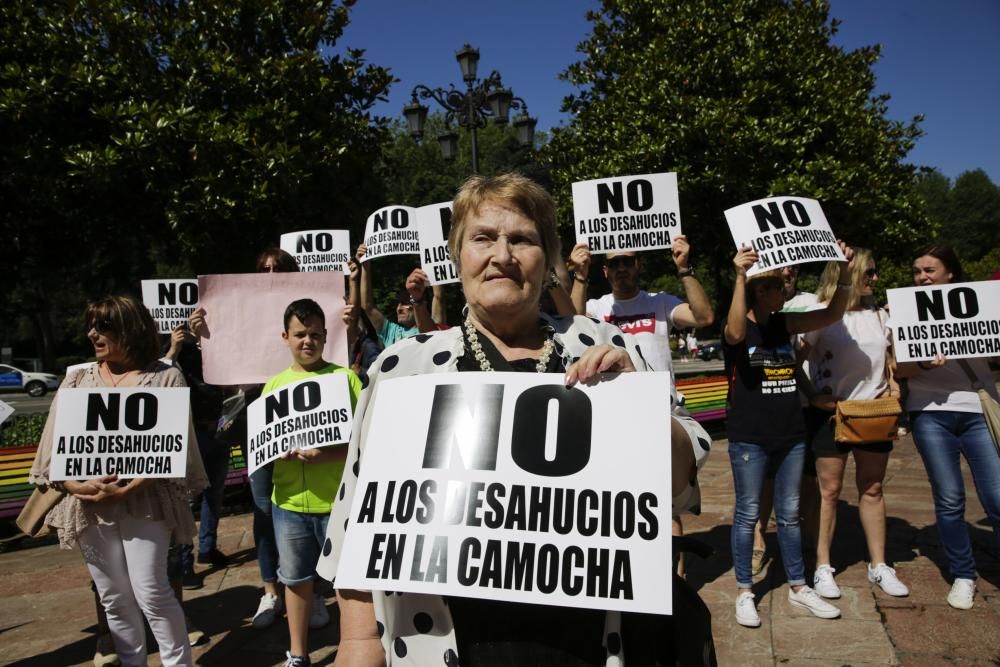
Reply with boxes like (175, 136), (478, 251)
(604, 312), (656, 334)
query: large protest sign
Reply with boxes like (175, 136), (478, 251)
(141, 280), (199, 334)
(198, 273), (347, 385)
(246, 373), (354, 476)
(572, 173), (681, 255)
(887, 281), (1000, 362)
(362, 206), (420, 262)
(280, 230), (351, 273)
(337, 372), (674, 614)
(725, 196), (845, 277)
(416, 202), (460, 286)
(0, 399), (12, 425)
(49, 387), (190, 481)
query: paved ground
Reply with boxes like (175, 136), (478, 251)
(2, 430), (998, 666)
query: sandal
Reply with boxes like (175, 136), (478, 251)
(751, 549), (767, 576)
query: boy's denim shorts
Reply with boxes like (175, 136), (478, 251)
(272, 503), (330, 586)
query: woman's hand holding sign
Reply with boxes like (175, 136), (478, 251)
(733, 245), (759, 277)
(66, 475), (146, 503)
(565, 344), (637, 387)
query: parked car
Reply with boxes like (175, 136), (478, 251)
(698, 341), (724, 361)
(0, 364), (61, 397)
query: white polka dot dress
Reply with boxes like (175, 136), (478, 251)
(317, 315), (655, 665)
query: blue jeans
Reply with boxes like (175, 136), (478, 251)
(249, 464), (280, 583)
(910, 410), (1000, 580)
(180, 430), (230, 571)
(729, 441), (807, 588)
(271, 503), (330, 586)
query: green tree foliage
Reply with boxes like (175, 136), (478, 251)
(949, 170), (1000, 260)
(369, 116), (547, 322)
(902, 168), (1000, 293)
(1, 0), (391, 367)
(543, 0), (928, 323)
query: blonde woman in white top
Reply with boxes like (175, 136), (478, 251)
(799, 250), (909, 600)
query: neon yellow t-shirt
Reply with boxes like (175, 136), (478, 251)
(262, 363), (361, 514)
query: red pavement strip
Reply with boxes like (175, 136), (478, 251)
(1, 432), (997, 666)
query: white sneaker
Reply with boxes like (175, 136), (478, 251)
(309, 592), (330, 629)
(947, 578), (975, 610)
(813, 564), (841, 599)
(735, 591), (761, 627)
(868, 563), (909, 597)
(251, 592), (283, 629)
(789, 585), (841, 619)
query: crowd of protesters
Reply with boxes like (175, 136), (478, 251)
(25, 173), (999, 666)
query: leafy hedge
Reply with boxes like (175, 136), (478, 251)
(0, 413), (46, 448)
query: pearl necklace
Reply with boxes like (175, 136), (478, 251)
(464, 316), (555, 373)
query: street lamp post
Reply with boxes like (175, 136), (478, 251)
(403, 44), (537, 174)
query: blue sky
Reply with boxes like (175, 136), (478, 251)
(342, 0), (999, 183)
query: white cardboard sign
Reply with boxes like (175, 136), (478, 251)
(0, 399), (13, 425)
(246, 373), (354, 476)
(572, 173), (681, 255)
(362, 206), (420, 262)
(336, 372), (674, 614)
(416, 202), (460, 286)
(725, 196), (844, 277)
(141, 279), (199, 334)
(280, 230), (351, 273)
(887, 281), (1000, 362)
(50, 387), (190, 481)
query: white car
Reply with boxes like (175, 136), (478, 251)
(0, 364), (61, 397)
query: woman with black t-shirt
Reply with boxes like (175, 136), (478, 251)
(723, 243), (855, 628)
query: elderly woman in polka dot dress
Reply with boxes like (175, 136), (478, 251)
(316, 173), (707, 666)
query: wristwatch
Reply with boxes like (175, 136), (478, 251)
(677, 266), (696, 278)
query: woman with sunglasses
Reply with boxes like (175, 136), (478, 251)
(29, 295), (207, 666)
(723, 243), (855, 628)
(798, 251), (909, 601)
(893, 244), (1000, 610)
(188, 247), (303, 629)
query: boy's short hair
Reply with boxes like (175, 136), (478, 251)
(283, 298), (326, 330)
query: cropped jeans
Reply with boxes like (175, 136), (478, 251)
(910, 410), (1000, 580)
(729, 441), (807, 588)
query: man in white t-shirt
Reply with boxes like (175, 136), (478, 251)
(571, 235), (713, 376)
(569, 236), (714, 524)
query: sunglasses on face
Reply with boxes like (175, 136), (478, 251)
(89, 319), (114, 334)
(864, 268), (878, 278)
(606, 256), (637, 270)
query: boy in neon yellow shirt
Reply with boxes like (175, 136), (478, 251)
(263, 298), (361, 667)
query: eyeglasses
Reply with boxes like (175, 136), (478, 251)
(89, 319), (114, 334)
(864, 268), (878, 278)
(606, 256), (637, 270)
